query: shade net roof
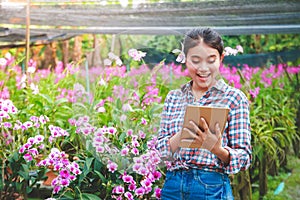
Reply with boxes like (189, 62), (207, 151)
(0, 0), (300, 47)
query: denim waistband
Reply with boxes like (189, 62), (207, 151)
(172, 167), (227, 179)
(171, 166), (224, 174)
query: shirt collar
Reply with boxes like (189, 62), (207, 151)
(181, 79), (227, 94)
(212, 79), (227, 92)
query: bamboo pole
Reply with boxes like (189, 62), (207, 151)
(24, 0), (31, 74)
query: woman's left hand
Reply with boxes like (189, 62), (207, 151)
(183, 118), (230, 164)
(185, 118), (222, 152)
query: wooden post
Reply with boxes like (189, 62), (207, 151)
(62, 40), (69, 67)
(259, 153), (268, 199)
(24, 0), (30, 74)
(72, 36), (82, 63)
(42, 42), (57, 69)
(92, 34), (102, 67)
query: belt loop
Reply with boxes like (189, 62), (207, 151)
(172, 170), (177, 176)
(222, 172), (228, 182)
(192, 169), (198, 177)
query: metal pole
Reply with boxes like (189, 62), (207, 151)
(25, 0), (31, 74)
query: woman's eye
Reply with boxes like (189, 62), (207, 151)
(208, 59), (215, 64)
(192, 60), (200, 64)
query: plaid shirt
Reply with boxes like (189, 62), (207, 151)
(156, 79), (252, 174)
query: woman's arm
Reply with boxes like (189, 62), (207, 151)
(223, 96), (252, 174)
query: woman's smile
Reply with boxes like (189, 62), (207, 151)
(196, 73), (211, 80)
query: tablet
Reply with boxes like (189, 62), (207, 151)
(179, 105), (230, 148)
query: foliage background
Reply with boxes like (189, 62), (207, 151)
(0, 32), (300, 200)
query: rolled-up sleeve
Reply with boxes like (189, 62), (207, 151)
(224, 96), (252, 174)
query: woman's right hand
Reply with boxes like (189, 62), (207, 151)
(169, 130), (182, 153)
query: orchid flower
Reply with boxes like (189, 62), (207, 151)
(224, 45), (244, 56)
(128, 49), (146, 61)
(172, 42), (185, 63)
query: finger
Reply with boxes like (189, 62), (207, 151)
(183, 128), (203, 144)
(189, 120), (202, 135)
(201, 118), (209, 132)
(183, 128), (198, 139)
(215, 123), (222, 138)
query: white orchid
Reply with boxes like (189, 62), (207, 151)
(172, 42), (185, 63)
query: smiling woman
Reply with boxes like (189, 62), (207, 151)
(156, 27), (252, 200)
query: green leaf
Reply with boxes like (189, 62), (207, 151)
(54, 111), (71, 119)
(94, 158), (103, 171)
(116, 98), (122, 110)
(118, 132), (126, 143)
(72, 102), (89, 113)
(38, 93), (54, 104)
(26, 186), (33, 194)
(81, 193), (102, 200)
(55, 119), (65, 127)
(59, 105), (74, 112)
(18, 165), (30, 180)
(54, 97), (69, 105)
(94, 171), (107, 183)
(83, 157), (94, 176)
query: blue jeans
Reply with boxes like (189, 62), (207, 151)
(161, 169), (234, 200)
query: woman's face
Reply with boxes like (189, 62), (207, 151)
(186, 41), (223, 92)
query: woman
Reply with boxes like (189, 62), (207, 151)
(156, 28), (252, 200)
